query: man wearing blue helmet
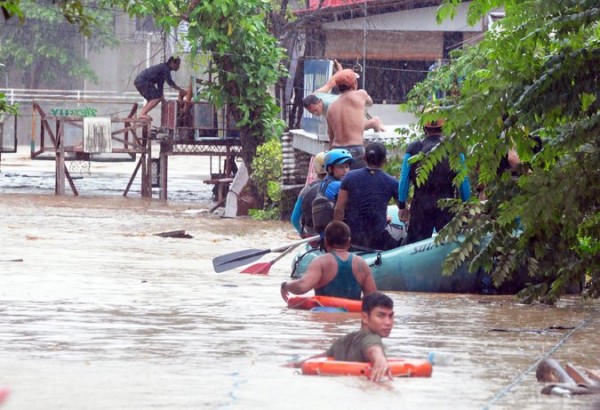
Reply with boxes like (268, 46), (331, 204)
(312, 149), (354, 236)
(290, 152), (327, 240)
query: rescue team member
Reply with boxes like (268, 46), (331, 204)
(325, 70), (378, 169)
(286, 291), (395, 383)
(303, 63), (384, 133)
(290, 152), (327, 239)
(398, 117), (471, 244)
(134, 56), (187, 120)
(280, 221), (376, 301)
(311, 149), (354, 237)
(334, 142), (402, 251)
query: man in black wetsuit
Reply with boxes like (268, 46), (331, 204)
(398, 119), (471, 244)
(134, 56), (187, 120)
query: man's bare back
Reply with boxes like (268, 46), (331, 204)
(326, 89), (373, 148)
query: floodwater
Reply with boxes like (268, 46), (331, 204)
(1, 151), (599, 410)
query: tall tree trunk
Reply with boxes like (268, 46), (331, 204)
(29, 60), (40, 89)
(217, 54), (265, 208)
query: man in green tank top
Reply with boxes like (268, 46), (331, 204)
(287, 292), (395, 382)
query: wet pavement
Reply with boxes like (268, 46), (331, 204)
(1, 152), (599, 409)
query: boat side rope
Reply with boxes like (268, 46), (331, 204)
(481, 311), (597, 410)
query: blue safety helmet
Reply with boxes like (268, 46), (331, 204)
(324, 149), (354, 171)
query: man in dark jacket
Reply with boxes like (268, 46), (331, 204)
(398, 118), (471, 244)
(134, 56), (187, 120)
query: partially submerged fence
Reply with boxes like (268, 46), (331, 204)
(31, 99), (153, 197)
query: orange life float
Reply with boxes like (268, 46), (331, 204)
(287, 295), (362, 313)
(301, 357), (433, 378)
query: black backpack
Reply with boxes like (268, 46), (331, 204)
(311, 179), (335, 234)
(300, 182), (319, 234)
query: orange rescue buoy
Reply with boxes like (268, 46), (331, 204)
(287, 295), (362, 313)
(301, 357), (433, 378)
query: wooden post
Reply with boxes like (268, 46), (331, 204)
(159, 140), (169, 200)
(55, 120), (65, 195)
(140, 119), (151, 198)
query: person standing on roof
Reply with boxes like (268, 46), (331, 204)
(280, 221), (377, 302)
(134, 56), (188, 120)
(311, 149), (354, 237)
(290, 152), (328, 239)
(325, 69), (377, 169)
(398, 116), (471, 244)
(334, 142), (402, 251)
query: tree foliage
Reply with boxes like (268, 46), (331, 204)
(403, 0), (600, 303)
(250, 137), (283, 220)
(1, 0), (117, 89)
(0, 0), (107, 114)
(2, 0), (287, 210)
(1, 0), (97, 32)
(122, 0), (287, 188)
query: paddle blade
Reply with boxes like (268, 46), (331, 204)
(240, 262), (272, 275)
(212, 249), (269, 273)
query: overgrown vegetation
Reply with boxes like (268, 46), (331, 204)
(2, 0), (288, 212)
(249, 138), (283, 220)
(1, 0), (107, 112)
(402, 0), (599, 303)
(121, 0), (287, 208)
(1, 0), (117, 89)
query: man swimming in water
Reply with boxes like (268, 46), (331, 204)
(286, 291), (395, 383)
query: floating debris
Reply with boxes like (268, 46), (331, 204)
(153, 230), (193, 239)
(537, 358), (600, 397)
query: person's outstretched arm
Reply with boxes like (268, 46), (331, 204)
(361, 90), (373, 108)
(314, 60), (344, 93)
(355, 257), (377, 295)
(364, 345), (392, 382)
(280, 257), (324, 301)
(398, 153), (412, 222)
(333, 189), (348, 221)
(290, 196), (304, 235)
(398, 153), (412, 206)
(282, 352), (327, 368)
(458, 153), (471, 202)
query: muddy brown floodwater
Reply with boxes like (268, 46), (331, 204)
(1, 152), (599, 409)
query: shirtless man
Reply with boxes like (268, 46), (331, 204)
(325, 70), (376, 169)
(303, 68), (384, 134)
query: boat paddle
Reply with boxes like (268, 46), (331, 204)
(212, 235), (319, 273)
(241, 238), (312, 275)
